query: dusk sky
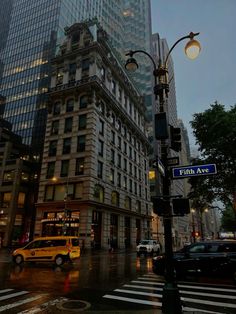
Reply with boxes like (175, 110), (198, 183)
(151, 0), (236, 149)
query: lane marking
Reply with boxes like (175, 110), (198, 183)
(0, 295), (43, 312)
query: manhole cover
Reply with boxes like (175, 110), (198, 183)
(57, 300), (91, 312)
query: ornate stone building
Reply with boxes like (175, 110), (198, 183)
(35, 22), (152, 250)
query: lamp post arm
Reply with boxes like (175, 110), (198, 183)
(164, 32), (200, 67)
(126, 49), (157, 72)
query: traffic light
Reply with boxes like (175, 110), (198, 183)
(172, 198), (190, 216)
(151, 197), (168, 216)
(154, 112), (168, 140)
(170, 125), (181, 152)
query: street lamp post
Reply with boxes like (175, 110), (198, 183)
(125, 32), (201, 314)
(52, 176), (69, 235)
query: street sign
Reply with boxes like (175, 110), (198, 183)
(172, 163), (217, 179)
(167, 157), (179, 166)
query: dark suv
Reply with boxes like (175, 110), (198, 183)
(152, 240), (236, 283)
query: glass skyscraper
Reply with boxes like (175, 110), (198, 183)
(0, 0), (152, 156)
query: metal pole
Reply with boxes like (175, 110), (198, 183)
(157, 67), (182, 314)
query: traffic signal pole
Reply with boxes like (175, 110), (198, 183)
(155, 66), (182, 314)
(125, 32), (201, 314)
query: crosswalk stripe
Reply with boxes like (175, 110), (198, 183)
(125, 283), (236, 300)
(0, 291), (29, 301)
(132, 279), (236, 293)
(103, 294), (162, 306)
(0, 289), (13, 294)
(113, 287), (236, 309)
(115, 288), (162, 298)
(0, 295), (44, 312)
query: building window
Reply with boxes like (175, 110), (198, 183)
(69, 63), (76, 81)
(79, 95), (88, 108)
(129, 146), (132, 159)
(98, 140), (104, 156)
(51, 120), (59, 135)
(111, 130), (115, 144)
(117, 154), (121, 168)
(129, 162), (132, 175)
(56, 68), (63, 85)
(118, 136), (121, 149)
(77, 135), (85, 152)
(66, 99), (74, 112)
(53, 102), (61, 115)
(111, 191), (119, 206)
(110, 168), (114, 184)
(75, 182), (83, 199)
(45, 185), (54, 201)
(78, 114), (87, 130)
(111, 80), (116, 94)
(97, 161), (103, 179)
(134, 182), (137, 195)
(48, 140), (57, 156)
(111, 149), (115, 164)
(60, 160), (69, 177)
(125, 196), (131, 210)
(124, 141), (127, 154)
(46, 162), (55, 179)
(124, 158), (127, 171)
(94, 184), (104, 202)
(99, 119), (104, 135)
(123, 176), (127, 189)
(3, 171), (14, 181)
(64, 117), (73, 133)
(136, 200), (141, 213)
(82, 58), (90, 72)
(75, 158), (84, 175)
(117, 172), (121, 187)
(129, 179), (132, 193)
(63, 138), (71, 154)
(118, 88), (122, 101)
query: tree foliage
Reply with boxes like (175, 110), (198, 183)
(188, 102), (236, 208)
(221, 205), (236, 232)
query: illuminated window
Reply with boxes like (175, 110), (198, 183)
(111, 191), (119, 206)
(18, 192), (25, 208)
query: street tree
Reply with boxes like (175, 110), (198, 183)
(188, 102), (236, 209)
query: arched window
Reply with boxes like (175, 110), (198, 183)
(125, 196), (131, 210)
(111, 191), (119, 206)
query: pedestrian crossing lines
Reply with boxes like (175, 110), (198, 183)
(103, 274), (236, 314)
(0, 288), (67, 313)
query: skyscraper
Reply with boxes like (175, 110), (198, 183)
(0, 0), (153, 157)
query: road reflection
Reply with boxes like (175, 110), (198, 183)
(4, 252), (155, 295)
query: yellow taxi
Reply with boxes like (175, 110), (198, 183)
(12, 236), (80, 266)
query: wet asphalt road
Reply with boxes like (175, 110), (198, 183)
(0, 248), (156, 312)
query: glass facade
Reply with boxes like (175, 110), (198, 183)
(0, 0), (82, 155)
(0, 0), (152, 156)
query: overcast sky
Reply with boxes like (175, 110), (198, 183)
(151, 0), (236, 149)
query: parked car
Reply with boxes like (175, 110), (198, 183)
(136, 239), (161, 256)
(12, 236), (80, 266)
(152, 240), (236, 283)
